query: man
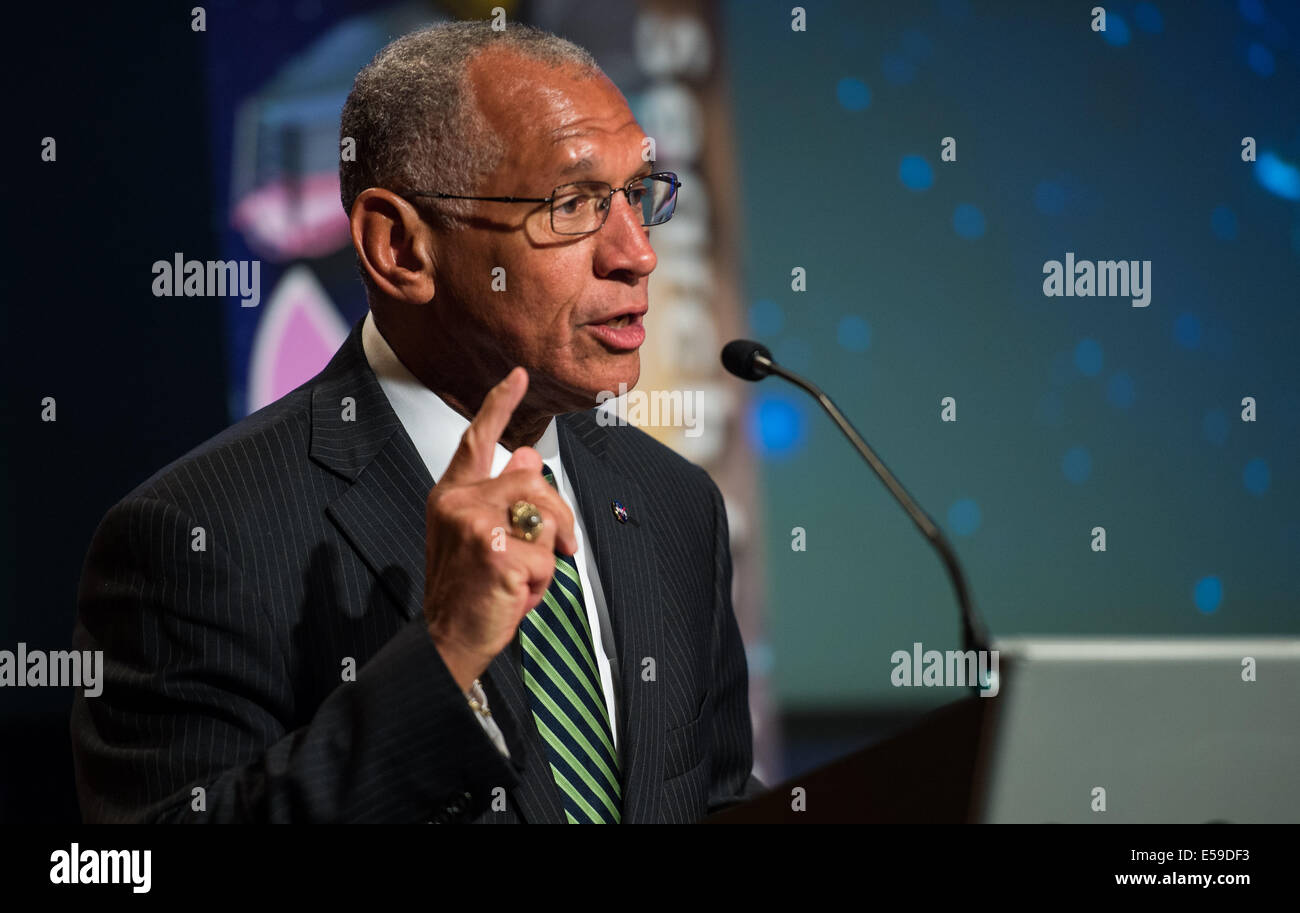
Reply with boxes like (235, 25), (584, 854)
(71, 20), (763, 823)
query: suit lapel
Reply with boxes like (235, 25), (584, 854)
(309, 320), (566, 824)
(559, 413), (666, 824)
(310, 322), (429, 623)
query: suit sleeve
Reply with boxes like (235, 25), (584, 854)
(70, 495), (515, 823)
(703, 476), (767, 814)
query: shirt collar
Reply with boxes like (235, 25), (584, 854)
(361, 310), (561, 482)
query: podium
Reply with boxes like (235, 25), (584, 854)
(706, 698), (987, 823)
(708, 637), (1300, 824)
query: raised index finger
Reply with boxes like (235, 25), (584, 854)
(440, 366), (528, 483)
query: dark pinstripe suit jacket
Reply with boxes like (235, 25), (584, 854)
(71, 320), (763, 823)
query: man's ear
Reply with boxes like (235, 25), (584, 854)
(349, 188), (438, 303)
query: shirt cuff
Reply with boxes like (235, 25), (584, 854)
(466, 679), (510, 758)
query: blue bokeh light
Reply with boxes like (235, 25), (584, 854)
(1244, 458), (1270, 495)
(1211, 205), (1238, 241)
(1194, 576), (1223, 614)
(836, 77), (871, 111)
(837, 315), (872, 352)
(1106, 371), (1135, 409)
(899, 155), (934, 190)
(1255, 152), (1300, 201)
(1074, 338), (1103, 376)
(1034, 180), (1066, 214)
(948, 498), (982, 536)
(1063, 446), (1093, 484)
(1102, 14), (1131, 46)
(1247, 42), (1275, 77)
(1174, 312), (1202, 349)
(953, 203), (985, 239)
(1239, 0), (1265, 24)
(749, 298), (784, 336)
(749, 394), (807, 460)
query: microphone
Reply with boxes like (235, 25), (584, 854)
(721, 339), (773, 381)
(721, 339), (991, 660)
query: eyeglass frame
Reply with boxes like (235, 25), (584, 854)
(395, 170), (681, 236)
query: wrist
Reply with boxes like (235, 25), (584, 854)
(428, 625), (488, 694)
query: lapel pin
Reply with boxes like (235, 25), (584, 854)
(610, 500), (629, 523)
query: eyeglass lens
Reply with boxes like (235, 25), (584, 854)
(550, 175), (677, 235)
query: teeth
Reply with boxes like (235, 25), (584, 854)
(606, 315), (630, 328)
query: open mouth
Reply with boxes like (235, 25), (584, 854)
(585, 310), (647, 351)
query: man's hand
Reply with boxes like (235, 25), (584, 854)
(422, 367), (578, 693)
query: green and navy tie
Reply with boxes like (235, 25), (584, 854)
(518, 464), (622, 823)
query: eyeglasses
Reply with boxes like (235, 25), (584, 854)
(399, 171), (681, 236)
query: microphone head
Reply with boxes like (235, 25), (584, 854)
(721, 339), (773, 381)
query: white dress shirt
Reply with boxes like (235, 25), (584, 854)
(360, 311), (622, 762)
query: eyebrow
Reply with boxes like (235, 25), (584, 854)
(560, 157), (596, 175)
(558, 157), (655, 184)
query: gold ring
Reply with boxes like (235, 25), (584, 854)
(509, 500), (543, 542)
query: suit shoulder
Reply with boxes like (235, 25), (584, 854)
(120, 386), (316, 516)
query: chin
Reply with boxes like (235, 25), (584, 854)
(579, 355), (640, 408)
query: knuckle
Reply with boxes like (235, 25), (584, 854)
(430, 499), (463, 530)
(460, 431), (480, 460)
(504, 564), (529, 592)
(467, 514), (496, 544)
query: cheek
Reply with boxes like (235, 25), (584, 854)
(467, 249), (574, 347)
(520, 257), (588, 343)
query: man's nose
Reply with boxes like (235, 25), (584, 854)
(592, 191), (657, 280)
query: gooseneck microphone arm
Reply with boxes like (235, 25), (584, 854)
(725, 340), (990, 657)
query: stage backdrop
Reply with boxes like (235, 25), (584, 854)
(724, 0), (1300, 711)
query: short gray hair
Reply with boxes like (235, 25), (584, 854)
(339, 20), (601, 228)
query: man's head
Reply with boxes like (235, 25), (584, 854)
(340, 22), (662, 438)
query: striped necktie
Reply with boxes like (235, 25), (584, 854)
(518, 463), (622, 823)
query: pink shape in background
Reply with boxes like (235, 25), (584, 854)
(232, 172), (352, 262)
(247, 265), (350, 414)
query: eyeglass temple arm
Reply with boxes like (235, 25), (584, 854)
(404, 191), (551, 204)
(405, 175), (679, 205)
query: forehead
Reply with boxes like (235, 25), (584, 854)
(467, 49), (645, 183)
